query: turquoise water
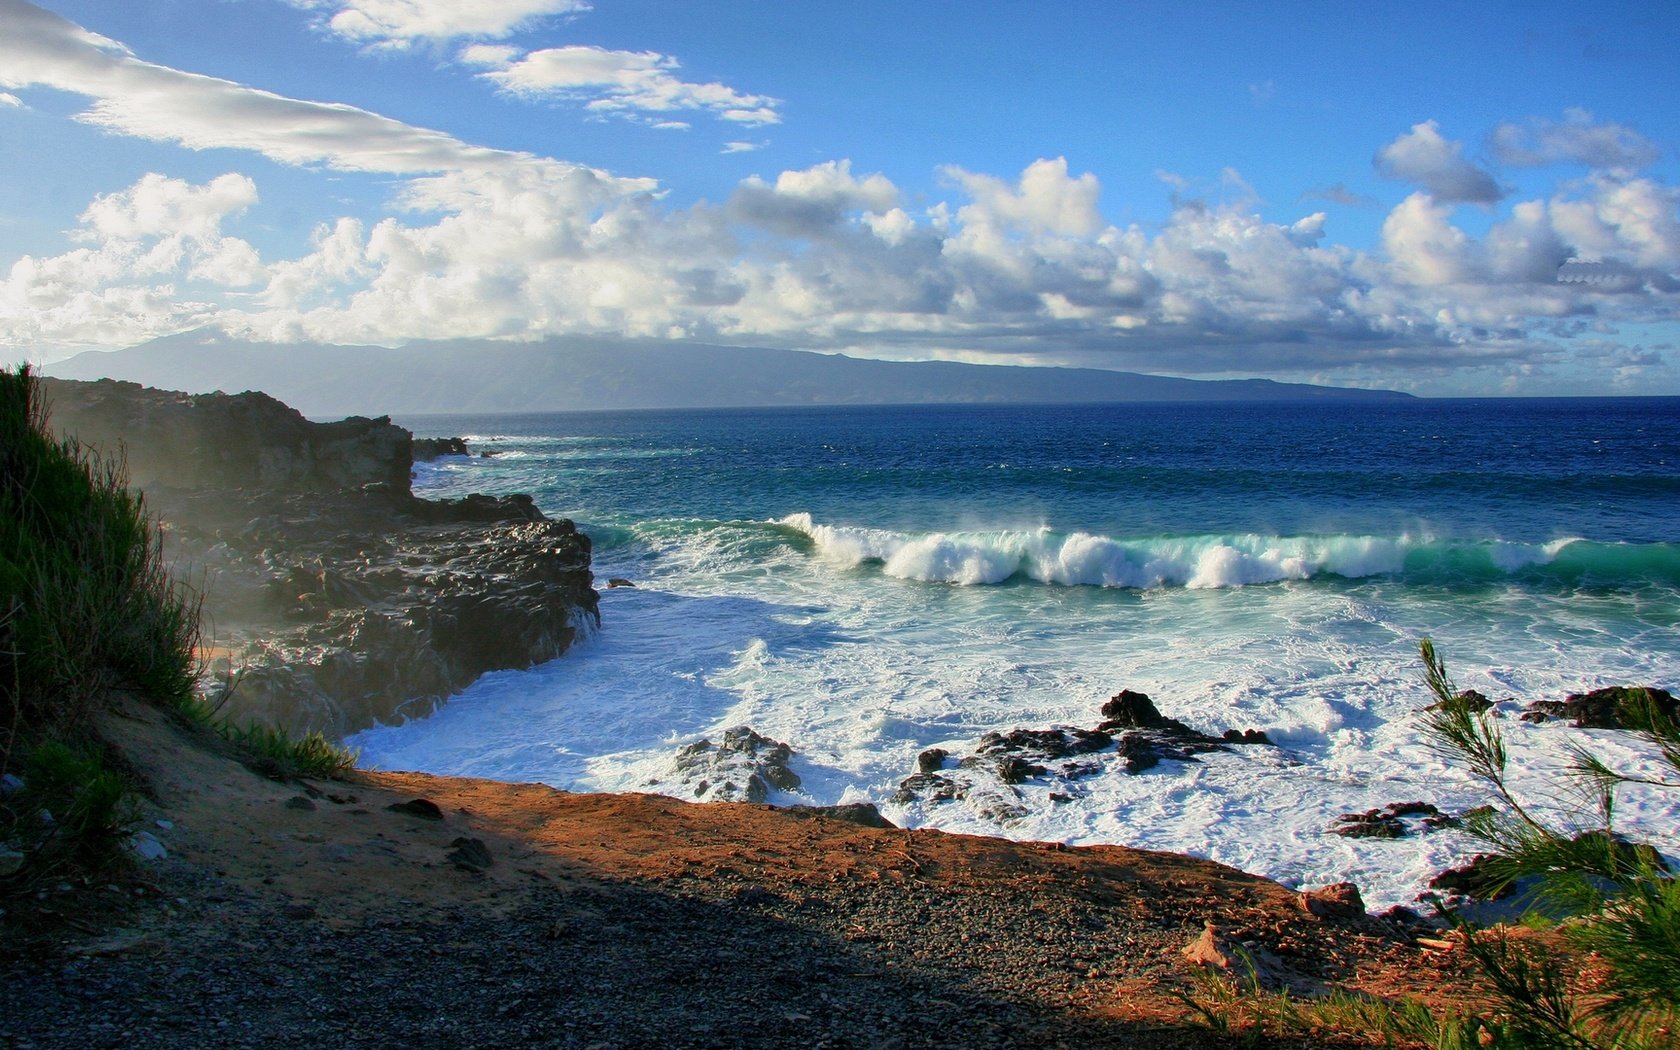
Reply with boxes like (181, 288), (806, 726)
(352, 398), (1680, 907)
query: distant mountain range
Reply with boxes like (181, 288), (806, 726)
(44, 331), (1412, 417)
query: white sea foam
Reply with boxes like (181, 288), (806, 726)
(360, 413), (1680, 913)
(776, 514), (1616, 590)
(353, 512), (1680, 910)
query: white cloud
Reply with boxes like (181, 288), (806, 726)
(945, 157), (1103, 238)
(2, 3), (1677, 391)
(1491, 109), (1660, 171)
(0, 172), (263, 351)
(288, 0), (590, 49)
(729, 160), (898, 238)
(0, 92), (21, 107)
(722, 141), (763, 154)
(1375, 120), (1504, 204)
(0, 0), (651, 194)
(472, 44), (780, 126)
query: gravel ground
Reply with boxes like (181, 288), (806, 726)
(2, 861), (1379, 1049)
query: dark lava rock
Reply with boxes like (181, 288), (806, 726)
(413, 437), (471, 460)
(1331, 801), (1442, 839)
(1428, 855), (1513, 901)
(915, 748), (948, 774)
(447, 837), (494, 872)
(1098, 690), (1196, 733)
(1522, 686), (1678, 729)
(1425, 688), (1495, 713)
(386, 798), (445, 821)
(781, 803), (896, 829)
(41, 378), (411, 493)
(994, 756), (1047, 785)
(890, 773), (966, 805)
(978, 727), (1114, 760)
(39, 378), (601, 740)
(1115, 733), (1162, 774)
(668, 727), (800, 804)
(894, 690), (1281, 812)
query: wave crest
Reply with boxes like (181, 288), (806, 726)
(778, 514), (1672, 590)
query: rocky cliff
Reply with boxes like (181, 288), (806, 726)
(39, 378), (599, 738)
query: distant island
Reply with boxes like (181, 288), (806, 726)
(45, 330), (1413, 416)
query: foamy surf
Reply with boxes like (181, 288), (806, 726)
(779, 514), (1664, 590)
(357, 400), (1680, 911)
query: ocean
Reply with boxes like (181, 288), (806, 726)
(350, 398), (1680, 909)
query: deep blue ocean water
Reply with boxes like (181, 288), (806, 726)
(352, 397), (1680, 906)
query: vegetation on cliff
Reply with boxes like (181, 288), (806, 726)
(1, 364), (200, 882)
(1, 365), (352, 890)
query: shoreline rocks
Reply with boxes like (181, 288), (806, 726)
(892, 689), (1277, 818)
(652, 726), (803, 804)
(1521, 686), (1677, 729)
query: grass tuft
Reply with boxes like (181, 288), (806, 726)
(220, 721), (359, 781)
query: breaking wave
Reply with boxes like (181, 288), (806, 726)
(777, 513), (1680, 590)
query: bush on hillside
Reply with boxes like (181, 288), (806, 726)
(0, 364), (202, 771)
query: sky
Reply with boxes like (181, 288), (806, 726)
(1, 1), (1677, 396)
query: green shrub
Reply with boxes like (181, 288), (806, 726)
(220, 721), (359, 781)
(1, 740), (137, 886)
(1419, 640), (1679, 1049)
(1, 364), (202, 769)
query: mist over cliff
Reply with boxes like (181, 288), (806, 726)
(46, 331), (1411, 416)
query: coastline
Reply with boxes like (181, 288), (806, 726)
(15, 377), (1666, 1045)
(3, 695), (1476, 1048)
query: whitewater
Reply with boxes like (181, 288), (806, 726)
(350, 398), (1680, 910)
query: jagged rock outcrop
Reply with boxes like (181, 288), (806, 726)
(649, 727), (801, 804)
(412, 437), (471, 461)
(891, 690), (1275, 819)
(40, 378), (411, 493)
(40, 378), (599, 738)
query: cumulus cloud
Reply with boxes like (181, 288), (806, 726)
(944, 157), (1103, 238)
(0, 172), (263, 350)
(728, 160), (898, 238)
(1375, 120), (1505, 204)
(1490, 108), (1660, 171)
(469, 44), (780, 126)
(288, 0), (590, 49)
(2, 2), (1677, 392)
(0, 92), (21, 107)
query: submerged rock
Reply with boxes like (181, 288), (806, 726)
(1330, 801), (1444, 839)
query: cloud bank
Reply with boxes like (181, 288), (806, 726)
(2, 1), (1676, 394)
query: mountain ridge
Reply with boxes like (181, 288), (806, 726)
(45, 330), (1413, 416)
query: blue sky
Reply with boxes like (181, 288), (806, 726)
(1, 0), (1677, 395)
